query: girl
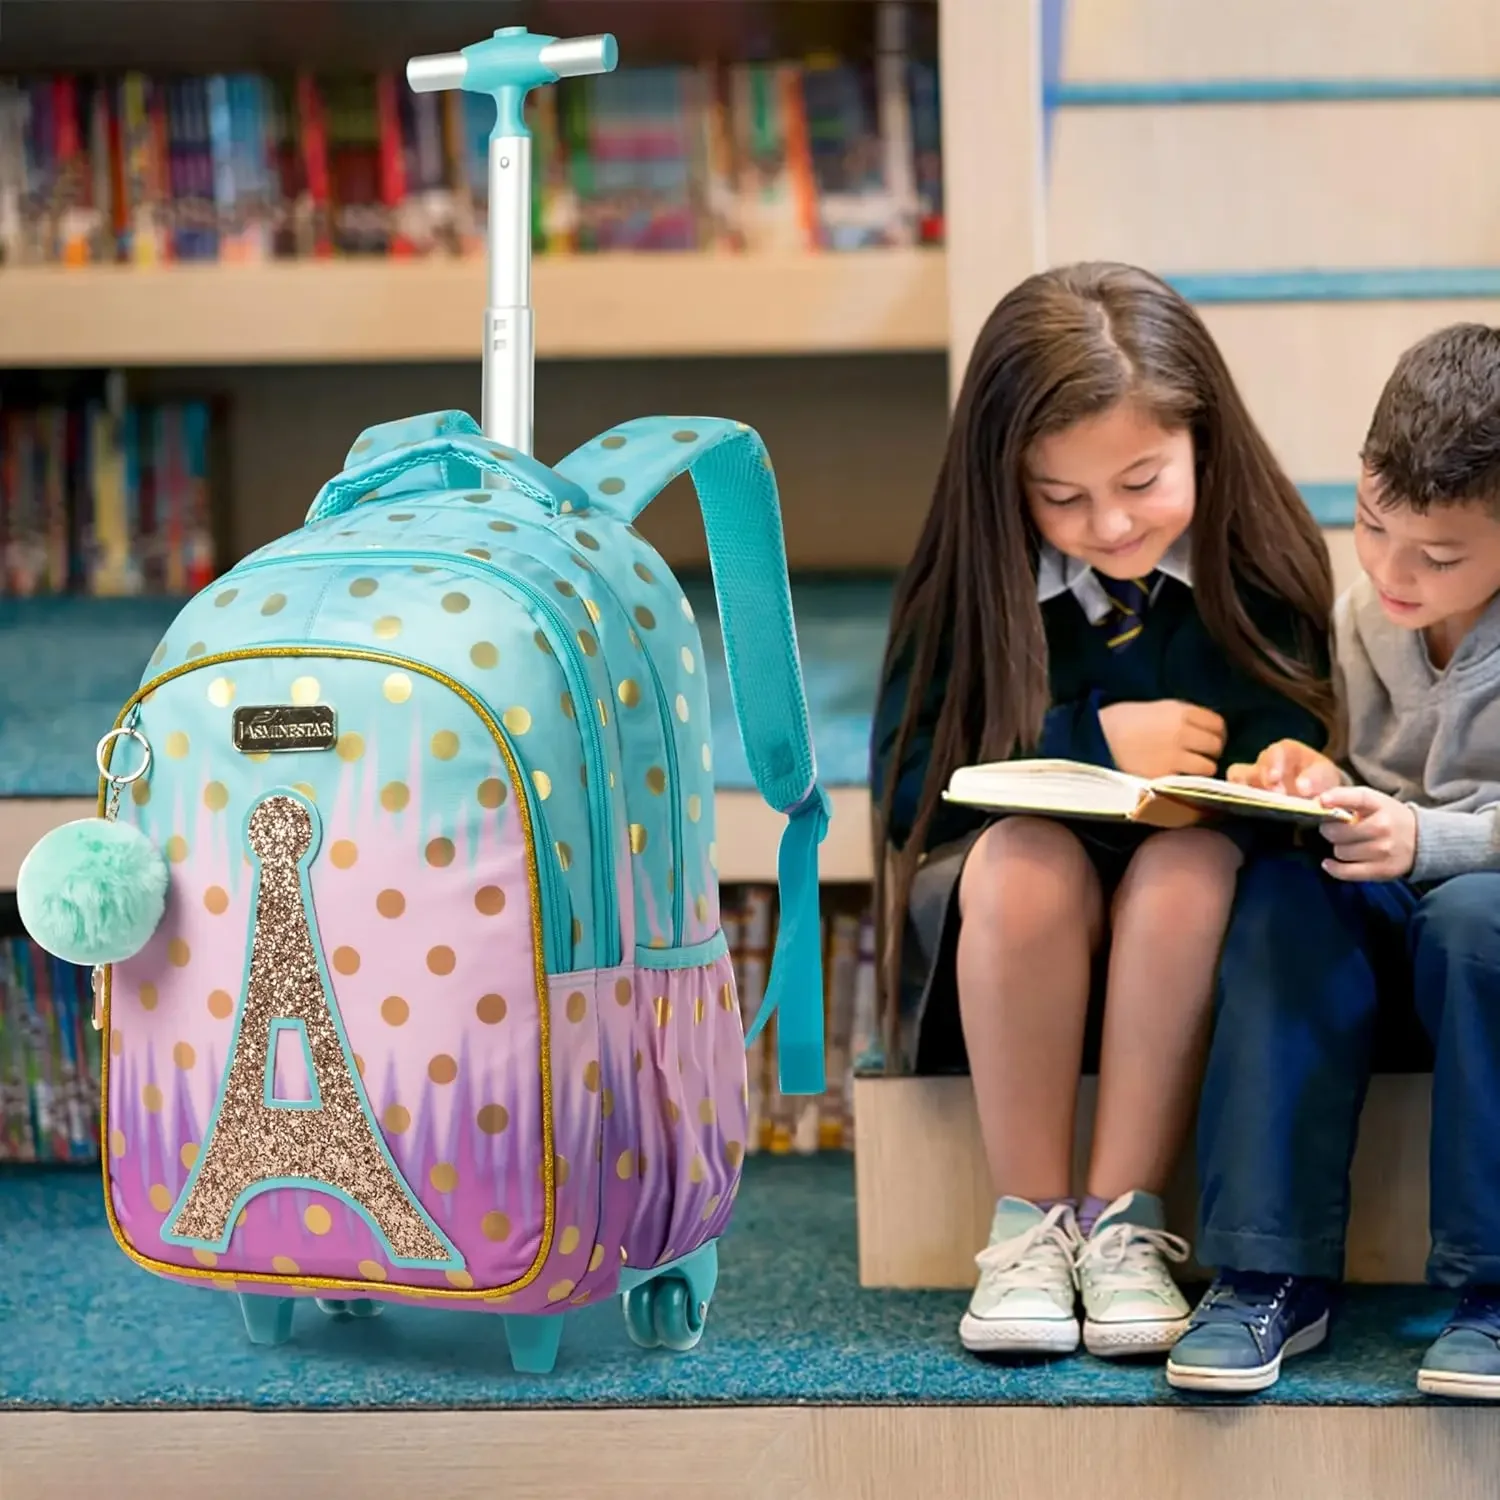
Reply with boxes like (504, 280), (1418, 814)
(870, 261), (1337, 1359)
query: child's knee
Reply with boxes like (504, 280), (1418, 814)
(959, 816), (1100, 936)
(1414, 873), (1500, 967)
(1118, 827), (1242, 914)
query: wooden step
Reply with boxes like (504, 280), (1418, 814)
(853, 1072), (1431, 1287)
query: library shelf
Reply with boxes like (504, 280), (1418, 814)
(0, 785), (876, 893)
(0, 249), (948, 367)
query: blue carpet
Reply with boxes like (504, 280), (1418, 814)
(0, 1155), (1458, 1409)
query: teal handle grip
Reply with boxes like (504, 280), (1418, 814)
(406, 27), (618, 135)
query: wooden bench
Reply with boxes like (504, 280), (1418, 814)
(852, 1073), (1432, 1286)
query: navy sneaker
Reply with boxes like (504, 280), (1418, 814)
(1417, 1288), (1500, 1401)
(1164, 1271), (1331, 1393)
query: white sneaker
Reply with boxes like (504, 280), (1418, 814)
(1075, 1190), (1191, 1356)
(959, 1198), (1081, 1354)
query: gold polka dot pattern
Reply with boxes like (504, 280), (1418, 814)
(151, 445), (747, 1281)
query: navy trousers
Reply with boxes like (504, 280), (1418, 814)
(1196, 852), (1500, 1287)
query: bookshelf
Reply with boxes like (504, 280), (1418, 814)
(0, 0), (990, 907)
(0, 250), (949, 367)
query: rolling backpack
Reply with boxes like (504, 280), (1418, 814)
(15, 26), (831, 1376)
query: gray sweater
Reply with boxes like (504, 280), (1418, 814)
(1336, 575), (1500, 881)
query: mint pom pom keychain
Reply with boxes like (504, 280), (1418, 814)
(16, 724), (169, 968)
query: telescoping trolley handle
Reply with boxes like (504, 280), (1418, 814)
(407, 27), (618, 457)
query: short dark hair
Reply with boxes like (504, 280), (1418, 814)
(1362, 323), (1500, 512)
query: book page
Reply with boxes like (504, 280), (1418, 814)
(1151, 775), (1354, 824)
(944, 759), (1145, 819)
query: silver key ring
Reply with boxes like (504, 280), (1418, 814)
(96, 727), (153, 785)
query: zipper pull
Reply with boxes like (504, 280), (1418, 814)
(91, 965), (105, 1032)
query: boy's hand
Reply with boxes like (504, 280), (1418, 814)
(1098, 700), (1226, 779)
(1317, 786), (1417, 881)
(1225, 739), (1344, 798)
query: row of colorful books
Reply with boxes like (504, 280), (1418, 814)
(0, 46), (941, 265)
(727, 884), (882, 1156)
(0, 924), (100, 1163)
(0, 886), (881, 1164)
(0, 398), (217, 597)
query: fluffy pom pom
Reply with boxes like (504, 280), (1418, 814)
(16, 818), (170, 966)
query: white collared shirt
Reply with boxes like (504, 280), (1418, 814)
(1035, 532), (1194, 625)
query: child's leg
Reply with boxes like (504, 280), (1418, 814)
(1085, 827), (1242, 1200)
(1070, 827), (1239, 1356)
(954, 815), (1103, 1355)
(956, 815), (1104, 1200)
(1167, 854), (1410, 1394)
(1412, 871), (1500, 1286)
(1411, 872), (1500, 1400)
(1195, 854), (1406, 1278)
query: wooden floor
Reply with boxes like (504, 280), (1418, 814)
(6, 1406), (1500, 1500)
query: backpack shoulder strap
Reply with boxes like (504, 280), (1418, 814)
(557, 417), (830, 1097)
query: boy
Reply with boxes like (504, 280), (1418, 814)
(1164, 322), (1500, 1398)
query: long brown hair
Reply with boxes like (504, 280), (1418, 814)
(872, 261), (1336, 1056)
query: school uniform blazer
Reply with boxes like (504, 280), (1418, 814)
(870, 542), (1331, 856)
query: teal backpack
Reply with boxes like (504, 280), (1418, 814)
(18, 28), (829, 1372)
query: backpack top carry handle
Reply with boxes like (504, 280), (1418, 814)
(407, 28), (618, 456)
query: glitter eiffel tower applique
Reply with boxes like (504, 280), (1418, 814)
(165, 791), (460, 1268)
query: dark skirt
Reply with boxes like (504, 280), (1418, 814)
(897, 817), (1157, 1076)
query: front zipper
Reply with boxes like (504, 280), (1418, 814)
(476, 509), (684, 946)
(227, 546), (618, 970)
(631, 628), (684, 943)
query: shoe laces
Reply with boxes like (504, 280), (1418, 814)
(1075, 1219), (1190, 1293)
(1448, 1288), (1500, 1339)
(974, 1203), (1080, 1291)
(1192, 1270), (1295, 1335)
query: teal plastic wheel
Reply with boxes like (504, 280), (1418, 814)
(623, 1274), (707, 1352)
(316, 1298), (383, 1319)
(623, 1283), (661, 1348)
(653, 1276), (706, 1352)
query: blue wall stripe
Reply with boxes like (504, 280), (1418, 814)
(1165, 268), (1500, 303)
(1052, 77), (1500, 108)
(1041, 0), (1068, 166)
(1299, 482), (1356, 527)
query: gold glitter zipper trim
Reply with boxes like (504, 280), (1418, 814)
(96, 645), (557, 1301)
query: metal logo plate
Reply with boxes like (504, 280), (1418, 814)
(232, 705), (337, 753)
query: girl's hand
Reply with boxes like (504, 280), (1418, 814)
(1317, 786), (1417, 881)
(1225, 739), (1344, 798)
(1098, 700), (1226, 779)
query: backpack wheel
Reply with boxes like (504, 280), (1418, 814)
(622, 1282), (661, 1348)
(623, 1273), (707, 1352)
(316, 1297), (383, 1319)
(653, 1275), (707, 1352)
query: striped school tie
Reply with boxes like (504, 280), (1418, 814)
(1097, 571), (1157, 651)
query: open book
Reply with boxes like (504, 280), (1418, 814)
(942, 758), (1354, 829)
